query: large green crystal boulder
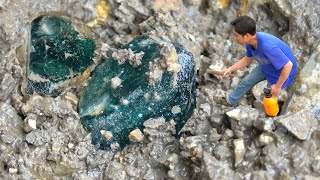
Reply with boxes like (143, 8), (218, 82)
(27, 16), (95, 96)
(79, 35), (196, 150)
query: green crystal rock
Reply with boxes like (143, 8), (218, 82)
(79, 35), (196, 150)
(27, 16), (96, 96)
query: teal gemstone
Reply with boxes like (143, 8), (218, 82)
(27, 16), (96, 96)
(79, 35), (196, 150)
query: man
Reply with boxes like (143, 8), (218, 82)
(219, 15), (297, 107)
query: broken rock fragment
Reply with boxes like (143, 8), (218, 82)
(234, 139), (245, 168)
(129, 129), (143, 142)
(23, 113), (37, 133)
(226, 105), (259, 127)
(276, 110), (315, 140)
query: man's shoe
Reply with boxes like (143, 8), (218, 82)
(213, 96), (230, 106)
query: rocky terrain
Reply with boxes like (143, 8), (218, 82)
(0, 0), (320, 179)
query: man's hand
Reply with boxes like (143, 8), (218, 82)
(221, 68), (232, 77)
(220, 56), (252, 77)
(270, 84), (281, 97)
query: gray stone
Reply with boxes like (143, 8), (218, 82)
(23, 113), (37, 133)
(234, 139), (245, 168)
(274, 0), (320, 57)
(143, 117), (166, 129)
(226, 105), (259, 127)
(202, 151), (235, 179)
(200, 103), (211, 115)
(253, 100), (266, 117)
(253, 117), (276, 132)
(286, 51), (320, 113)
(72, 170), (103, 180)
(143, 168), (165, 180)
(0, 134), (15, 144)
(143, 118), (176, 144)
(46, 152), (61, 162)
(179, 134), (209, 159)
(193, 118), (212, 135)
(0, 103), (24, 146)
(221, 129), (234, 140)
(258, 133), (274, 146)
(158, 153), (179, 170)
(209, 114), (225, 124)
(126, 165), (141, 178)
(299, 175), (320, 180)
(245, 170), (273, 180)
(291, 146), (309, 171)
(213, 142), (233, 161)
(9, 168), (18, 174)
(208, 128), (222, 142)
(276, 110), (316, 140)
(104, 161), (128, 180)
(262, 143), (291, 176)
(0, 73), (16, 100)
(311, 160), (320, 174)
(25, 130), (50, 146)
(244, 144), (260, 163)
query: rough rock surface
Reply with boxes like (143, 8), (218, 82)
(0, 0), (320, 179)
(276, 110), (316, 140)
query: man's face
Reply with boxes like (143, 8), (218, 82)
(232, 28), (248, 45)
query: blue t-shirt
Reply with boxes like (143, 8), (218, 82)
(245, 32), (297, 88)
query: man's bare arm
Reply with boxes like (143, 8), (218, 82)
(222, 56), (253, 77)
(271, 60), (293, 96)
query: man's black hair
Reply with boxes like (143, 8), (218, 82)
(231, 16), (256, 35)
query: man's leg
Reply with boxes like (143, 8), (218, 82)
(228, 67), (266, 106)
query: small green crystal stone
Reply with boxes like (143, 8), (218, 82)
(27, 16), (95, 96)
(79, 35), (196, 150)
